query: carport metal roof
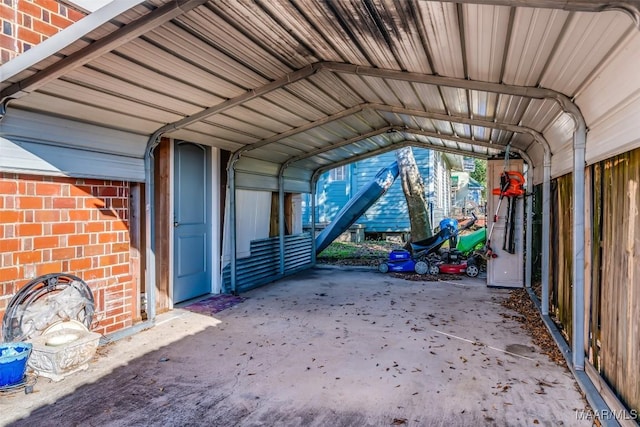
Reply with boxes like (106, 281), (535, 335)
(2, 0), (639, 186)
(1, 0), (640, 373)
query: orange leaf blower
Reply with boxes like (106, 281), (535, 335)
(486, 171), (526, 257)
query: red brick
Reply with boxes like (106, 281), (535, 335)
(17, 223), (42, 236)
(84, 245), (104, 256)
(85, 198), (105, 208)
(69, 258), (91, 271)
(0, 238), (19, 252)
(99, 254), (118, 266)
(1, 5), (15, 20)
(18, 2), (41, 18)
(84, 222), (103, 233)
(98, 233), (117, 244)
(16, 27), (41, 45)
(51, 247), (75, 260)
(35, 182), (60, 196)
(106, 306), (125, 318)
(0, 210), (20, 223)
(50, 13), (72, 29)
(36, 261), (62, 276)
(68, 234), (89, 246)
(32, 19), (58, 37)
(14, 251), (42, 264)
(34, 0), (58, 12)
(0, 180), (17, 194)
(68, 210), (90, 221)
(18, 196), (42, 209)
(67, 9), (84, 22)
(51, 222), (75, 235)
(70, 185), (91, 197)
(33, 236), (58, 249)
(111, 264), (130, 276)
(0, 267), (19, 282)
(97, 187), (118, 197)
(34, 210), (60, 222)
(83, 268), (106, 280)
(52, 197), (75, 209)
(111, 243), (130, 253)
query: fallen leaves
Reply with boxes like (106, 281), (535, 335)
(500, 288), (566, 366)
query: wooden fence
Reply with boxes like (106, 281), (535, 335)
(589, 149), (640, 415)
(550, 173), (573, 342)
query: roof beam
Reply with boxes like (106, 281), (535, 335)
(285, 126), (400, 165)
(370, 104), (551, 153)
(283, 104), (549, 169)
(150, 62), (323, 151)
(311, 140), (490, 184)
(320, 62), (582, 128)
(1, 0), (209, 102)
(437, 0), (640, 27)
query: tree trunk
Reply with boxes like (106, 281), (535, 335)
(396, 147), (432, 241)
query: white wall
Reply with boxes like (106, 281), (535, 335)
(221, 189), (272, 263)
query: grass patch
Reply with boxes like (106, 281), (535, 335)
(317, 240), (399, 266)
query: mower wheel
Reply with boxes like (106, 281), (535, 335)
(466, 264), (480, 277)
(414, 261), (429, 275)
(378, 262), (389, 273)
(428, 263), (440, 275)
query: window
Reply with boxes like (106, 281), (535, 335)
(329, 165), (346, 181)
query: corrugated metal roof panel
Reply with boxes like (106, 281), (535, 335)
(502, 8), (569, 86)
(10, 93), (162, 134)
(540, 11), (632, 96)
(3, 0), (640, 184)
(463, 4), (511, 83)
(417, 1), (465, 78)
(179, 5), (293, 77)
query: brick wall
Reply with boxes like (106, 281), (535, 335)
(0, 0), (85, 64)
(0, 173), (137, 338)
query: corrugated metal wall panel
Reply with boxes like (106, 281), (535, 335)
(0, 137), (145, 182)
(0, 109), (148, 157)
(221, 233), (313, 293)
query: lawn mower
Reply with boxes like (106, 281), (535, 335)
(378, 218), (459, 275)
(435, 222), (487, 277)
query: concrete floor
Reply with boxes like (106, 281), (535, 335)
(1, 265), (590, 426)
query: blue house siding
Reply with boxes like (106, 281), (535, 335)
(303, 148), (452, 233)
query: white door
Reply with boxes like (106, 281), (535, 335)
(174, 142), (211, 302)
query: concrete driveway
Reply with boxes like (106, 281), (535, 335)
(2, 265), (589, 426)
